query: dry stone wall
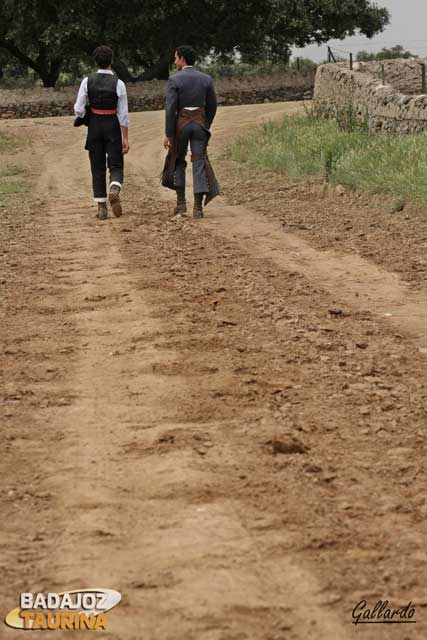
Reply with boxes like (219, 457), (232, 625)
(0, 72), (314, 120)
(314, 58), (427, 134)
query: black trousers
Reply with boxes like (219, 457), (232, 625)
(85, 114), (123, 201)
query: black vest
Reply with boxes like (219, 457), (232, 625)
(87, 72), (119, 110)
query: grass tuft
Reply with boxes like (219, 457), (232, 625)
(0, 132), (21, 153)
(0, 164), (26, 177)
(0, 179), (28, 195)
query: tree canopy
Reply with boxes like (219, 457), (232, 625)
(0, 0), (390, 86)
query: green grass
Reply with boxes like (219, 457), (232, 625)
(0, 132), (21, 153)
(0, 179), (28, 194)
(231, 115), (427, 206)
(0, 164), (25, 177)
(0, 134), (29, 201)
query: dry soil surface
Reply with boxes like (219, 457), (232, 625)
(1, 102), (427, 639)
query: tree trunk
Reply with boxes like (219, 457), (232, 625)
(0, 40), (62, 87)
(139, 54), (171, 80)
(40, 58), (62, 88)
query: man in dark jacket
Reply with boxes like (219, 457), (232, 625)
(164, 45), (218, 219)
(74, 46), (129, 220)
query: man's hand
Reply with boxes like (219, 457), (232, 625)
(121, 126), (129, 155)
(163, 136), (173, 150)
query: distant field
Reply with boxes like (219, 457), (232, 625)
(0, 71), (314, 104)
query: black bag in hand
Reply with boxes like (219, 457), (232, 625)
(73, 107), (90, 127)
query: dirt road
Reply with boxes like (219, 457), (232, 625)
(2, 103), (427, 639)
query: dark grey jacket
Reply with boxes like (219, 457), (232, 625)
(165, 67), (217, 137)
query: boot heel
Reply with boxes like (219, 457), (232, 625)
(109, 192), (122, 217)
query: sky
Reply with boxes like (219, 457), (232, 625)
(292, 0), (427, 62)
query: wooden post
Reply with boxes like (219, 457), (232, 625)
(421, 63), (426, 94)
(381, 63), (385, 85)
(349, 53), (353, 70)
(327, 47), (337, 64)
(296, 57), (301, 71)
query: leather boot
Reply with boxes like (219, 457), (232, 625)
(193, 193), (204, 219)
(109, 184), (122, 217)
(173, 187), (187, 215)
(97, 202), (108, 220)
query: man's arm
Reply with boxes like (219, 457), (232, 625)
(121, 125), (129, 154)
(117, 80), (130, 154)
(205, 79), (217, 127)
(164, 77), (178, 148)
(74, 77), (88, 118)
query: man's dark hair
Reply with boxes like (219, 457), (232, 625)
(94, 45), (113, 69)
(176, 45), (196, 66)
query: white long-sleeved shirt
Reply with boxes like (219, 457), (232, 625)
(74, 69), (129, 128)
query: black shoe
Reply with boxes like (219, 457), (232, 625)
(193, 206), (204, 219)
(174, 202), (187, 215)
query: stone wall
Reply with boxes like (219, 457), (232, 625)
(0, 72), (314, 120)
(355, 59), (426, 95)
(314, 59), (427, 134)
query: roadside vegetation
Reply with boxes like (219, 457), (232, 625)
(0, 164), (25, 177)
(0, 132), (29, 202)
(200, 58), (317, 79)
(231, 108), (427, 207)
(0, 132), (18, 152)
(0, 179), (27, 195)
(0, 58), (318, 90)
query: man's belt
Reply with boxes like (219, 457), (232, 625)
(90, 107), (117, 115)
(177, 106), (208, 132)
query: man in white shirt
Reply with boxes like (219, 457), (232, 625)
(74, 45), (129, 220)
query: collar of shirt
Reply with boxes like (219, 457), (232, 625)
(97, 69), (114, 74)
(182, 66), (193, 70)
